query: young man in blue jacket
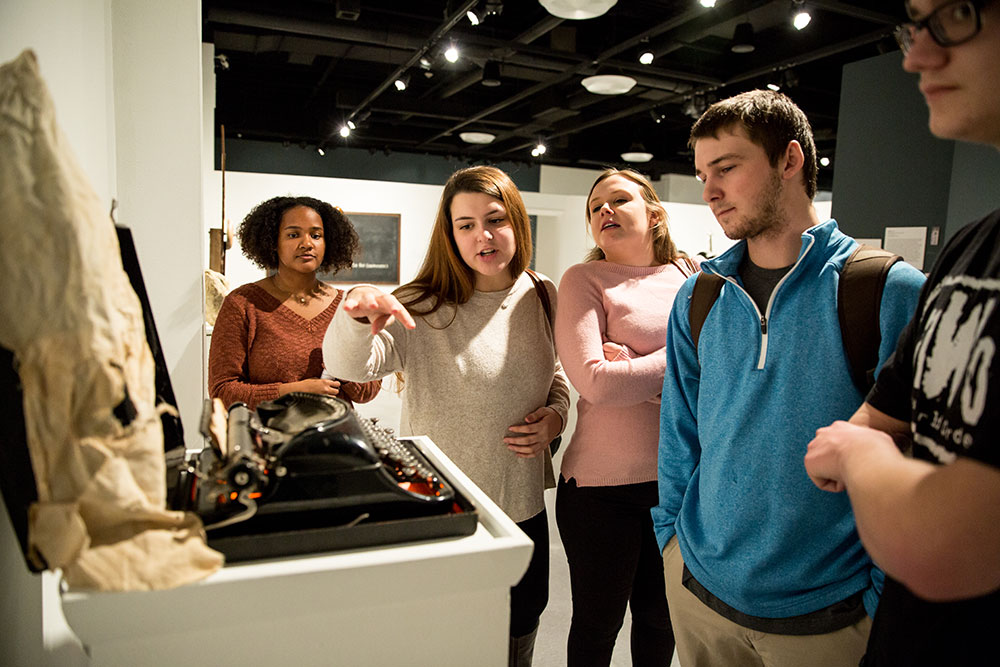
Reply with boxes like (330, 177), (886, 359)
(650, 89), (926, 666)
(806, 2), (1000, 665)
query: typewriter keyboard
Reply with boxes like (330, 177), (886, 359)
(360, 419), (455, 501)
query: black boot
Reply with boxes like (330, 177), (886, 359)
(508, 624), (539, 667)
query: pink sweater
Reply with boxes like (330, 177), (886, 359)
(554, 259), (694, 486)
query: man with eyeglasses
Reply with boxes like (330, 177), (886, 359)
(805, 1), (1000, 665)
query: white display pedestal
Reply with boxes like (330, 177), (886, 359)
(59, 436), (532, 666)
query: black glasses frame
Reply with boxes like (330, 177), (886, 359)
(894, 0), (987, 53)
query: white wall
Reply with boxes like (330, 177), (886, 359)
(0, 0), (115, 205)
(112, 0), (205, 452)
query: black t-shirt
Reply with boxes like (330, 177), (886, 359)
(739, 253), (792, 315)
(865, 209), (1000, 666)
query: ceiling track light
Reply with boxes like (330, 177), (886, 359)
(339, 125), (351, 138)
(317, 146), (326, 156)
(394, 74), (410, 91)
(467, 1), (503, 25)
(530, 142), (547, 157)
(699, 0), (717, 6)
(731, 22), (755, 53)
(791, 0), (812, 30)
(768, 68), (799, 91)
(444, 44), (459, 63)
(819, 156), (831, 167)
(638, 51), (654, 65)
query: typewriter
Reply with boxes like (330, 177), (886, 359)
(0, 226), (476, 571)
(168, 393), (477, 562)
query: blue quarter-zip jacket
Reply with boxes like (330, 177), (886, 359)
(652, 219), (926, 619)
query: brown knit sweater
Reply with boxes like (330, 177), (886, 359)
(208, 283), (381, 409)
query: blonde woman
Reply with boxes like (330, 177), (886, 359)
(554, 168), (696, 666)
(323, 166), (569, 666)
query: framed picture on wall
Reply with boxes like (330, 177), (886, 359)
(320, 212), (400, 284)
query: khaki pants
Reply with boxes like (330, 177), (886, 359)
(662, 537), (871, 667)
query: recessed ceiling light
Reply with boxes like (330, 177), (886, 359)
(459, 131), (496, 145)
(581, 74), (637, 95)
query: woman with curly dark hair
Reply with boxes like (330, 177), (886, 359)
(208, 195), (381, 410)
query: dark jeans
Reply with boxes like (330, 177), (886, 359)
(510, 509), (550, 638)
(556, 476), (674, 667)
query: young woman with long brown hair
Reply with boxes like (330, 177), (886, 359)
(323, 166), (569, 666)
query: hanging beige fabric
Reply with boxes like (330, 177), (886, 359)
(0, 50), (223, 590)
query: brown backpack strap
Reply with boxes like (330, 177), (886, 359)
(525, 269), (553, 326)
(838, 244), (902, 393)
(689, 272), (725, 352)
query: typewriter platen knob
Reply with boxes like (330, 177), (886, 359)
(227, 461), (260, 490)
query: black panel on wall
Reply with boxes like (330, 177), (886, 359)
(832, 52), (954, 270)
(216, 138), (542, 193)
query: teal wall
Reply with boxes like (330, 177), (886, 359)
(832, 51), (1000, 270)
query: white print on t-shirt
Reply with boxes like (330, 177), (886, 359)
(911, 276), (1000, 463)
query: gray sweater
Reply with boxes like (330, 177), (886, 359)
(323, 271), (570, 522)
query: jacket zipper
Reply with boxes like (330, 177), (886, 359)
(716, 234), (816, 370)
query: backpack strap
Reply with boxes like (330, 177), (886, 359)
(689, 272), (725, 351)
(838, 244), (902, 394)
(525, 269), (553, 327)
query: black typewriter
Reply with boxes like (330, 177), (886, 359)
(1, 227), (475, 571)
(168, 393), (477, 562)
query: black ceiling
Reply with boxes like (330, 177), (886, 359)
(204, 0), (906, 189)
